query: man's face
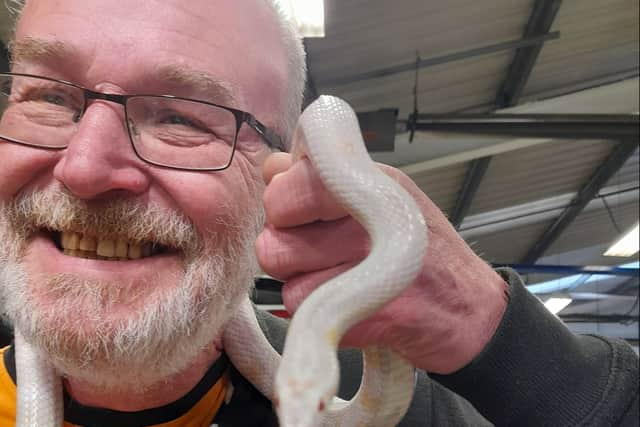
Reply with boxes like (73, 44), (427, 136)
(0, 0), (288, 389)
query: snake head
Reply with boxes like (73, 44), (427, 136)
(273, 384), (332, 427)
(274, 342), (339, 427)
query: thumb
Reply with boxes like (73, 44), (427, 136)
(263, 152), (293, 184)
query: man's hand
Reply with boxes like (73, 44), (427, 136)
(256, 152), (509, 374)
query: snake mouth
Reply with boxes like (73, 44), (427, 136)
(48, 228), (172, 260)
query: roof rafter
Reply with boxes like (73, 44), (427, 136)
(448, 1), (562, 230)
(495, 0), (563, 108)
(450, 157), (491, 229)
(522, 139), (639, 264)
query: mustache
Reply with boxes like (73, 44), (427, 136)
(4, 186), (201, 254)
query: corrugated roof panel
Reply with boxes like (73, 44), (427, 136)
(311, 0), (532, 83)
(469, 140), (615, 214)
(524, 0), (640, 96)
(308, 0), (534, 116)
(465, 219), (554, 263)
(328, 51), (513, 117)
(546, 200), (639, 256)
(411, 162), (469, 216)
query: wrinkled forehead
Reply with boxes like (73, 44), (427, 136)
(13, 0), (287, 118)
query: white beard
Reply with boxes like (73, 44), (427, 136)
(0, 186), (262, 392)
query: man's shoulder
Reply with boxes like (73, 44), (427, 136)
(0, 345), (15, 390)
(0, 345), (17, 425)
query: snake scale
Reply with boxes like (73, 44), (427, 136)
(14, 95), (428, 427)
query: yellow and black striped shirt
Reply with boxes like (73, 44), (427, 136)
(0, 344), (277, 427)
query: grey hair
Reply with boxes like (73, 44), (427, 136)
(3, 0), (21, 16)
(4, 0), (306, 149)
(261, 0), (307, 149)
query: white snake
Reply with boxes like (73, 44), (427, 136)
(14, 95), (427, 427)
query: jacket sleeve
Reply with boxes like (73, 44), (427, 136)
(429, 268), (640, 426)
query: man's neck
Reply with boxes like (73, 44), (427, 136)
(63, 339), (223, 412)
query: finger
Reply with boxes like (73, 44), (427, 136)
(263, 158), (347, 228)
(263, 152), (293, 185)
(280, 261), (359, 313)
(256, 217), (369, 281)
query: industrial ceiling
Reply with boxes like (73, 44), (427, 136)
(304, 0), (639, 342)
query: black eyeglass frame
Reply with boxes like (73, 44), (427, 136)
(0, 72), (286, 171)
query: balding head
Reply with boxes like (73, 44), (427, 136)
(7, 0), (306, 144)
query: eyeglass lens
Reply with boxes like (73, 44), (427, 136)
(0, 74), (240, 170)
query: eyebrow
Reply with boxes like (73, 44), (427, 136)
(9, 37), (238, 106)
(8, 36), (76, 65)
(155, 64), (238, 107)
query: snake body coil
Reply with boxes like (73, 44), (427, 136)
(269, 96), (427, 426)
(14, 95), (427, 427)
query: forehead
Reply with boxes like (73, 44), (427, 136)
(13, 0), (287, 114)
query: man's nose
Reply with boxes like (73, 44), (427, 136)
(52, 102), (150, 199)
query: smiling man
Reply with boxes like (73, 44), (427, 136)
(0, 0), (295, 424)
(0, 1), (638, 426)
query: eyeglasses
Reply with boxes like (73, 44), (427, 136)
(0, 72), (285, 171)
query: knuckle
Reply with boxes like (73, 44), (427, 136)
(263, 167), (317, 227)
(255, 229), (297, 279)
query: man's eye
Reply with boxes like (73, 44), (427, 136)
(29, 89), (79, 109)
(41, 92), (68, 106)
(163, 114), (196, 127)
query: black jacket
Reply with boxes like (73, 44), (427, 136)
(232, 268), (639, 426)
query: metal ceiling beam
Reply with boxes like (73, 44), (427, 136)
(460, 185), (639, 239)
(450, 156), (491, 229)
(610, 276), (640, 296)
(476, 1), (562, 232)
(438, 72), (639, 116)
(410, 113), (640, 140)
(495, 0), (562, 108)
(521, 140), (639, 264)
(322, 32), (559, 88)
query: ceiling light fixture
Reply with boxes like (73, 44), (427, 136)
(273, 0), (325, 38)
(604, 223), (639, 257)
(543, 297), (572, 315)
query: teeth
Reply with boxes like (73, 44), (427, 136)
(115, 240), (128, 258)
(96, 239), (115, 257)
(79, 236), (97, 251)
(128, 243), (142, 260)
(59, 232), (163, 261)
(67, 233), (80, 250)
